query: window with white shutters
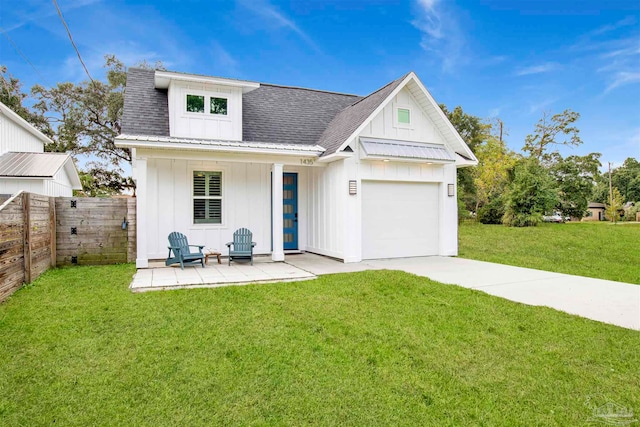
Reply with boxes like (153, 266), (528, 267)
(193, 171), (222, 224)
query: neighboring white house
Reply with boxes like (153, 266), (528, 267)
(115, 69), (477, 267)
(0, 102), (81, 196)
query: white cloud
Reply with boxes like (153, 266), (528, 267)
(515, 62), (559, 76)
(591, 15), (637, 36)
(528, 97), (559, 115)
(209, 42), (239, 76)
(411, 0), (465, 72)
(569, 19), (640, 95)
(2, 0), (102, 33)
(237, 0), (320, 53)
(605, 72), (640, 93)
(488, 107), (501, 117)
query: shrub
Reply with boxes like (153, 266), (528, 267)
(477, 197), (505, 224)
(503, 158), (558, 227)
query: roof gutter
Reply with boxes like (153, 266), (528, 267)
(115, 136), (325, 157)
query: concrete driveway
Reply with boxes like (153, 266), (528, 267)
(285, 253), (640, 331)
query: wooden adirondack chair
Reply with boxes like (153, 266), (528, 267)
(226, 228), (256, 265)
(165, 232), (205, 269)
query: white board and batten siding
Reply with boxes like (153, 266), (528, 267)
(167, 80), (243, 141)
(353, 86), (458, 260)
(141, 151), (310, 261)
(0, 179), (44, 195)
(44, 167), (75, 197)
(0, 108), (46, 154)
(359, 87), (448, 146)
(306, 160), (347, 260)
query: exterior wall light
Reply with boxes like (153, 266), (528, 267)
(349, 180), (357, 195)
(447, 184), (455, 197)
(122, 217), (128, 230)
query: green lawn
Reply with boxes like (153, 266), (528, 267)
(459, 221), (640, 284)
(1, 265), (638, 425)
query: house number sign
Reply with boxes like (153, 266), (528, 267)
(300, 158), (315, 165)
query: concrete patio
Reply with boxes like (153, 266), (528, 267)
(130, 256), (315, 292)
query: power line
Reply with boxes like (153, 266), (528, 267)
(0, 27), (50, 86)
(52, 0), (94, 84)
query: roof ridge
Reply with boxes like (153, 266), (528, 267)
(131, 67), (363, 98)
(259, 83), (361, 98)
(347, 72), (412, 108)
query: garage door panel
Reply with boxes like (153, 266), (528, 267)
(362, 181), (439, 259)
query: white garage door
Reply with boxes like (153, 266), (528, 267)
(361, 181), (439, 259)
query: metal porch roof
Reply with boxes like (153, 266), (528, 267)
(360, 138), (454, 162)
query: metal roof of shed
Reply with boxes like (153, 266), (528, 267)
(0, 152), (72, 177)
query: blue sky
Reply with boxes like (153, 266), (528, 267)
(1, 0), (639, 169)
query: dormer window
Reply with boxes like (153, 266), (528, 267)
(185, 94), (228, 116)
(210, 97), (227, 115)
(186, 94), (205, 113)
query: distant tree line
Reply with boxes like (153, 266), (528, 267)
(442, 106), (639, 226)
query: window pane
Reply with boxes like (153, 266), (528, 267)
(187, 94), (205, 113)
(193, 172), (206, 196)
(209, 172), (222, 197)
(398, 108), (410, 124)
(210, 97), (228, 115)
(194, 199), (222, 224)
(194, 199), (206, 221)
(284, 219), (293, 228)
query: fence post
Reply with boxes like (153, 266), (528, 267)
(49, 197), (56, 268)
(22, 192), (32, 284)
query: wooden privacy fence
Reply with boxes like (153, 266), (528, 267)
(56, 197), (136, 266)
(0, 192), (56, 301)
(0, 193), (136, 302)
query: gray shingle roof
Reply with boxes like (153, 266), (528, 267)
(120, 68), (408, 154)
(0, 152), (71, 177)
(121, 68), (170, 136)
(317, 73), (408, 156)
(243, 84), (360, 146)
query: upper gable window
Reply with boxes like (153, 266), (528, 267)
(186, 94), (205, 113)
(185, 94), (228, 116)
(394, 105), (412, 129)
(210, 97), (228, 115)
(397, 108), (411, 124)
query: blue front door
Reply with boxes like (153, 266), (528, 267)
(283, 173), (298, 250)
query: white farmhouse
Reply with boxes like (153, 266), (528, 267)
(116, 69), (477, 267)
(0, 102), (81, 197)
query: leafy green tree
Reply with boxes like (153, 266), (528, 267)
(472, 136), (519, 215)
(440, 104), (494, 211)
(605, 187), (625, 223)
(0, 65), (53, 138)
(592, 158), (640, 204)
(551, 153), (601, 219)
(502, 158), (558, 227)
(440, 105), (490, 152)
(611, 158), (640, 202)
(32, 55), (130, 164)
(76, 166), (135, 197)
(31, 55), (164, 194)
(523, 109), (582, 163)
